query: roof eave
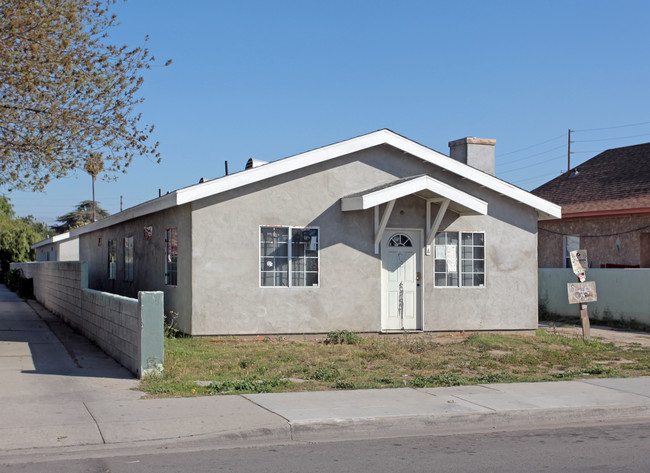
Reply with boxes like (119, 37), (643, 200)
(341, 175), (489, 215)
(68, 129), (562, 231)
(69, 192), (179, 238)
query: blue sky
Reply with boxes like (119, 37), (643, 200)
(6, 0), (650, 225)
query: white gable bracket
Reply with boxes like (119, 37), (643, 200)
(374, 200), (396, 250)
(426, 199), (450, 246)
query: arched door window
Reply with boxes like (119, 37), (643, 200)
(388, 234), (413, 247)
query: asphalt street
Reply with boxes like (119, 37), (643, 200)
(3, 420), (649, 472)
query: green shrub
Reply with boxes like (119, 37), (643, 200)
(325, 330), (362, 345)
(3, 269), (34, 299)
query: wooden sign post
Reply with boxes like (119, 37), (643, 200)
(568, 249), (596, 342)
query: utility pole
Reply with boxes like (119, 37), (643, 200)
(91, 174), (96, 222)
(120, 195), (123, 212)
(567, 129), (575, 172)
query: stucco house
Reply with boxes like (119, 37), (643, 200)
(54, 129), (560, 335)
(532, 142), (650, 269)
(33, 232), (79, 262)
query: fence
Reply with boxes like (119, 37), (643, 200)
(538, 268), (650, 326)
(11, 261), (164, 378)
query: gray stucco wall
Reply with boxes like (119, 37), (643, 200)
(78, 204), (193, 333)
(190, 145), (539, 335)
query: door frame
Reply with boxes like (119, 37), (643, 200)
(380, 228), (423, 332)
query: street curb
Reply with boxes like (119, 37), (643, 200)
(1, 404), (649, 461)
(288, 404), (650, 441)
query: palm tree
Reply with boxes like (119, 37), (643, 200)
(84, 152), (104, 222)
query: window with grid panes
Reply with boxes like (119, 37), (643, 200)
(260, 226), (319, 287)
(434, 231), (485, 287)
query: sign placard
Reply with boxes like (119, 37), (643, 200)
(570, 249), (588, 282)
(567, 281), (598, 304)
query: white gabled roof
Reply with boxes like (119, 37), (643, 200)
(69, 129), (561, 238)
(341, 175), (488, 215)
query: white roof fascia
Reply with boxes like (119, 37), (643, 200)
(383, 132), (562, 219)
(175, 132), (392, 205)
(175, 129), (560, 218)
(31, 232), (73, 249)
(341, 175), (488, 215)
(69, 192), (178, 238)
(68, 129), (561, 236)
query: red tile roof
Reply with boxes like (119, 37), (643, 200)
(531, 142), (650, 214)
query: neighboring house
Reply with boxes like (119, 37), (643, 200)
(48, 129), (560, 336)
(32, 232), (79, 262)
(532, 142), (650, 269)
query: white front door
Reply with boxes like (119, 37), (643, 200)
(381, 230), (421, 331)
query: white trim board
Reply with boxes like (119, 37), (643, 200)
(31, 232), (75, 249)
(65, 129), (562, 239)
(341, 175), (488, 215)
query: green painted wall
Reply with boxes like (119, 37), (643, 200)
(539, 268), (650, 325)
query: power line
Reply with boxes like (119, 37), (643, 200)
(498, 144), (566, 168)
(574, 120), (650, 132)
(510, 171), (562, 186)
(497, 133), (565, 158)
(574, 132), (650, 143)
(540, 223), (650, 238)
(499, 155), (564, 175)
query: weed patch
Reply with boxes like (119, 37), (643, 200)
(207, 377), (289, 394)
(310, 365), (341, 381)
(411, 373), (463, 387)
(325, 330), (362, 345)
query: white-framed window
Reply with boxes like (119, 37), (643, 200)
(124, 236), (134, 282)
(165, 228), (178, 286)
(108, 239), (117, 280)
(434, 231), (485, 287)
(260, 226), (319, 287)
(564, 235), (580, 268)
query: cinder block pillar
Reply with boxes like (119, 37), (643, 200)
(138, 291), (164, 378)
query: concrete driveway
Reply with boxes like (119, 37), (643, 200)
(0, 284), (141, 449)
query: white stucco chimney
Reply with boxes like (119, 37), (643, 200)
(448, 137), (496, 176)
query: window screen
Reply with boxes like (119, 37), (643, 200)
(564, 235), (580, 268)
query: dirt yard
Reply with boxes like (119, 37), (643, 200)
(539, 321), (650, 348)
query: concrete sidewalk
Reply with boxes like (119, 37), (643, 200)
(1, 285), (649, 453)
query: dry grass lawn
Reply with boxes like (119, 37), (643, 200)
(139, 329), (650, 397)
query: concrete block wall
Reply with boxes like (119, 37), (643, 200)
(539, 268), (650, 326)
(11, 261), (163, 377)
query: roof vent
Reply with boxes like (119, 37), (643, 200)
(569, 168), (579, 179)
(245, 158), (267, 170)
